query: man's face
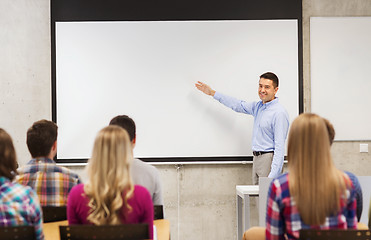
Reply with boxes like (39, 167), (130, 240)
(258, 78), (278, 104)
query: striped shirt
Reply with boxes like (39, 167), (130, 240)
(266, 172), (357, 240)
(0, 176), (44, 240)
(15, 157), (81, 206)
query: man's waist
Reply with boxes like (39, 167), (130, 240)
(252, 151), (274, 156)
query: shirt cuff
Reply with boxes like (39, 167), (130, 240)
(213, 91), (221, 100)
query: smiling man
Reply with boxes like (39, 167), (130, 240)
(195, 72), (289, 184)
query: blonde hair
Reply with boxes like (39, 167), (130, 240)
(288, 113), (349, 225)
(84, 125), (134, 225)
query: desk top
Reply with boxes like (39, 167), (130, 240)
(236, 185), (259, 197)
(43, 220), (68, 240)
(154, 219), (170, 240)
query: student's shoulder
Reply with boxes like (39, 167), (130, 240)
(132, 159), (159, 174)
(344, 171), (361, 191)
(68, 183), (85, 197)
(270, 173), (290, 194)
(344, 171), (358, 181)
(4, 180), (38, 202)
(16, 162), (38, 173)
(47, 164), (81, 180)
(274, 172), (289, 183)
(133, 185), (152, 199)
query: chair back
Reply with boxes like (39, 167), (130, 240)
(0, 226), (36, 240)
(42, 206), (67, 223)
(299, 229), (371, 240)
(59, 223), (149, 240)
(154, 205), (164, 220)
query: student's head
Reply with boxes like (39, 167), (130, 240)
(288, 113), (331, 167)
(287, 113), (347, 225)
(322, 118), (335, 145)
(109, 115), (136, 143)
(27, 120), (58, 158)
(85, 125), (134, 225)
(0, 129), (18, 180)
(258, 72), (279, 103)
(89, 125), (132, 176)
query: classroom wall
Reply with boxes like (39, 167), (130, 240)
(1, 0), (370, 240)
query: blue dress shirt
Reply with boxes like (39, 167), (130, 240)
(213, 91), (289, 178)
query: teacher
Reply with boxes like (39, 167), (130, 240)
(195, 72), (289, 184)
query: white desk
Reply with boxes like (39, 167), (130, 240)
(236, 185), (259, 240)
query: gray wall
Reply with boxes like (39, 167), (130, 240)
(1, 0), (370, 239)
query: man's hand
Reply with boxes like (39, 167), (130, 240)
(195, 81), (216, 96)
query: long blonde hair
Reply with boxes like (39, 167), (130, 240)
(84, 125), (134, 225)
(288, 113), (349, 225)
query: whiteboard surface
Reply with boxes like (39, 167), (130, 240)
(56, 20), (299, 159)
(310, 17), (371, 141)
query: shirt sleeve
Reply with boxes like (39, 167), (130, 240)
(67, 184), (83, 225)
(138, 187), (154, 239)
(268, 111), (289, 178)
(213, 92), (256, 115)
(151, 170), (164, 206)
(345, 184), (358, 229)
(265, 180), (285, 240)
(346, 172), (363, 221)
(27, 189), (44, 240)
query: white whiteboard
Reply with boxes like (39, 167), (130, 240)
(310, 17), (371, 141)
(56, 20), (299, 159)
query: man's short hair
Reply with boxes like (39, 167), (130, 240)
(109, 115), (136, 142)
(322, 118), (335, 145)
(260, 72), (279, 88)
(27, 120), (58, 158)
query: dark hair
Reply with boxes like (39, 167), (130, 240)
(0, 129), (18, 180)
(27, 120), (58, 158)
(322, 118), (335, 145)
(109, 115), (136, 142)
(260, 72), (279, 88)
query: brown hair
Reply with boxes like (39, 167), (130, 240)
(109, 115), (136, 142)
(260, 72), (279, 88)
(322, 118), (335, 145)
(27, 120), (58, 158)
(0, 129), (18, 180)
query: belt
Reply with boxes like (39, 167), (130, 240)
(252, 151), (274, 156)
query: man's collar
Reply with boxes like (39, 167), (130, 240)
(261, 97), (279, 106)
(29, 157), (56, 164)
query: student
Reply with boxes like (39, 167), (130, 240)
(109, 115), (163, 205)
(243, 113), (357, 240)
(16, 120), (81, 206)
(323, 118), (363, 222)
(195, 72), (289, 184)
(67, 126), (154, 238)
(0, 129), (44, 240)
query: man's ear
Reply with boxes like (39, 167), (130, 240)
(274, 86), (279, 95)
(49, 140), (58, 159)
(52, 141), (57, 151)
(132, 136), (136, 148)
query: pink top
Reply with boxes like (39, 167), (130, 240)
(67, 184), (154, 238)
